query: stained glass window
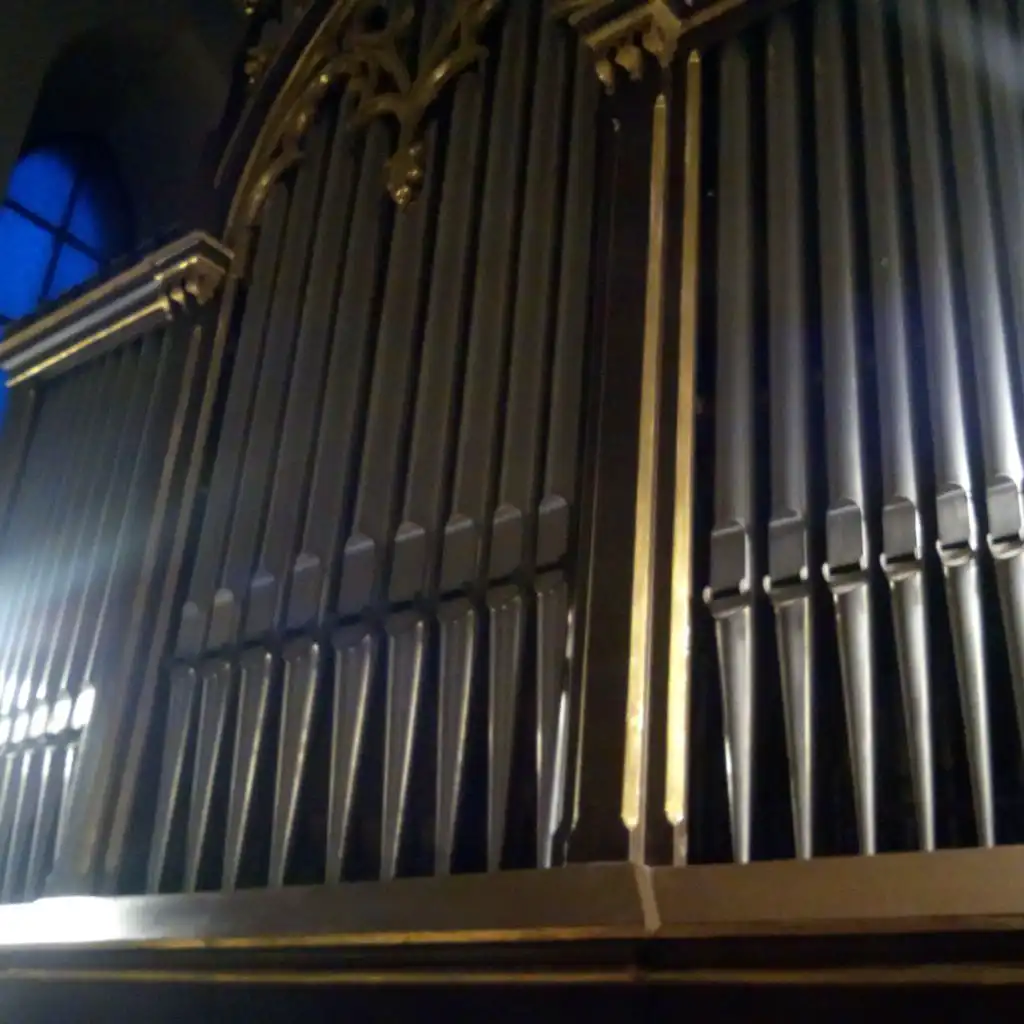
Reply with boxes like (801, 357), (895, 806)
(0, 145), (129, 333)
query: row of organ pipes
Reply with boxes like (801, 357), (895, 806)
(0, 333), (174, 899)
(142, 3), (596, 893)
(702, 0), (1024, 862)
(9, 0), (1024, 893)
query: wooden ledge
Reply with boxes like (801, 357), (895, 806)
(0, 865), (649, 952)
(652, 844), (1024, 937)
(3, 847), (1024, 963)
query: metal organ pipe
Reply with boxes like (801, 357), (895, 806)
(856, 0), (935, 852)
(814, 0), (877, 856)
(763, 13), (815, 861)
(704, 38), (757, 865)
(897, 0), (995, 847)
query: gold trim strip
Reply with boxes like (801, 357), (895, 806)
(0, 234), (229, 364)
(665, 50), (703, 859)
(6, 299), (172, 388)
(0, 232), (231, 388)
(622, 90), (669, 843)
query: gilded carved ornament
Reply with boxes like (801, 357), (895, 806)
(550, 0), (685, 90)
(341, 0), (502, 206)
(156, 254), (230, 312)
(226, 0), (503, 268)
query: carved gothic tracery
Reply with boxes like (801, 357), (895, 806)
(226, 0), (753, 269)
(226, 0), (504, 264)
(340, 0), (503, 205)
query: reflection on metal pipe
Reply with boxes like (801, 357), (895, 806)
(763, 14), (814, 861)
(487, 587), (523, 873)
(703, 40), (756, 865)
(185, 660), (232, 893)
(536, 573), (569, 869)
(898, 0), (994, 846)
(2, 738), (40, 902)
(435, 603), (475, 876)
(814, 0), (875, 855)
(52, 737), (78, 868)
(24, 741), (62, 900)
(381, 615), (426, 881)
(857, 0), (934, 851)
(327, 627), (375, 883)
(666, 50), (703, 866)
(270, 639), (319, 887)
(222, 649), (273, 891)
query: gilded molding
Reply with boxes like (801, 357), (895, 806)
(225, 0), (503, 265)
(0, 232), (232, 388)
(550, 0), (684, 90)
(340, 0), (502, 206)
(551, 0), (763, 88)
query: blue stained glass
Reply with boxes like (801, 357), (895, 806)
(5, 150), (75, 225)
(0, 206), (54, 319)
(68, 183), (106, 254)
(46, 244), (98, 300)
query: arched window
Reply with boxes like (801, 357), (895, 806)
(0, 143), (131, 331)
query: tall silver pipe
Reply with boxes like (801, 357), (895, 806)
(857, 0), (935, 851)
(763, 13), (815, 860)
(814, 0), (876, 855)
(703, 39), (756, 865)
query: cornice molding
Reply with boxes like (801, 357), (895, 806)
(551, 0), (760, 89)
(0, 232), (232, 389)
(550, 1), (685, 90)
(223, 0), (503, 268)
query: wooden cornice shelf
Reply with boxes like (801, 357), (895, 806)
(651, 845), (1024, 937)
(0, 866), (649, 953)
(3, 847), (1024, 964)
(0, 231), (231, 387)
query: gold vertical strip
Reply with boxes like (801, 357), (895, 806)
(621, 90), (669, 844)
(665, 50), (703, 861)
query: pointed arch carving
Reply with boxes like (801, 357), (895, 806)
(221, 0), (760, 270)
(222, 0), (505, 269)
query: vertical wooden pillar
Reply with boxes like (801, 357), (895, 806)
(567, 67), (669, 864)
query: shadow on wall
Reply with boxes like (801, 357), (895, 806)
(20, 0), (245, 239)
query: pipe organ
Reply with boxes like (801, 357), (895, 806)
(2, 0), (1024, 1001)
